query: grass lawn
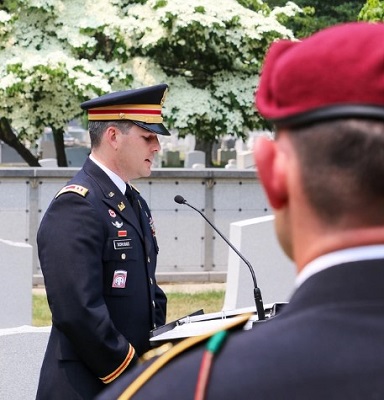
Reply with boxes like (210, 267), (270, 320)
(32, 290), (225, 326)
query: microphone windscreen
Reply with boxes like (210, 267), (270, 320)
(174, 195), (185, 204)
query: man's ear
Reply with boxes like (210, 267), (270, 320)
(253, 136), (288, 210)
(105, 126), (118, 150)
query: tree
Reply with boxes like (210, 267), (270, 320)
(358, 0), (384, 21)
(265, 0), (366, 38)
(0, 0), (133, 166)
(115, 0), (300, 165)
(0, 0), (299, 167)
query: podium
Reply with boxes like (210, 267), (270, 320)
(150, 303), (286, 345)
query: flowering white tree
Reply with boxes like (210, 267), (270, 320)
(0, 0), (134, 165)
(117, 0), (301, 164)
(0, 0), (300, 166)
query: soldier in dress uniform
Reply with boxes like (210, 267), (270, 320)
(36, 84), (169, 399)
(96, 22), (384, 400)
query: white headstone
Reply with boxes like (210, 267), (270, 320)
(184, 150), (205, 168)
(0, 239), (33, 328)
(0, 326), (51, 400)
(236, 151), (255, 169)
(223, 216), (296, 310)
(39, 158), (58, 168)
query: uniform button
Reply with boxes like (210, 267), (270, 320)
(153, 323), (157, 329)
(152, 301), (156, 308)
(121, 254), (126, 260)
(147, 257), (150, 263)
(150, 278), (153, 285)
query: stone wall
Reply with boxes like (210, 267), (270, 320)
(0, 167), (273, 284)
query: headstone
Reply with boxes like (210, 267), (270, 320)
(65, 146), (89, 167)
(164, 150), (180, 167)
(223, 216), (296, 310)
(0, 141), (25, 164)
(39, 140), (56, 159)
(225, 159), (237, 169)
(0, 326), (51, 400)
(192, 163), (205, 169)
(217, 149), (236, 166)
(236, 151), (254, 169)
(39, 158), (58, 168)
(0, 239), (33, 328)
(184, 150), (205, 168)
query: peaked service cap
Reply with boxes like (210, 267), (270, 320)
(255, 22), (384, 128)
(81, 83), (170, 136)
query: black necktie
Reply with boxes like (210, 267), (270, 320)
(125, 184), (141, 221)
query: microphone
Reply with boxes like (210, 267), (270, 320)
(174, 195), (266, 321)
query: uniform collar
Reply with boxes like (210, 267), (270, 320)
(295, 245), (384, 288)
(89, 154), (126, 195)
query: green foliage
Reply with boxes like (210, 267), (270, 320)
(359, 0), (384, 21)
(153, 0), (167, 9)
(237, 0), (271, 13)
(265, 0), (366, 38)
(115, 1), (298, 149)
(0, 0), (300, 165)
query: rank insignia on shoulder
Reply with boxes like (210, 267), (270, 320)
(55, 184), (89, 198)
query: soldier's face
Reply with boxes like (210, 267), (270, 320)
(117, 125), (160, 181)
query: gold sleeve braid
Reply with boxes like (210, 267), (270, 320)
(101, 344), (136, 384)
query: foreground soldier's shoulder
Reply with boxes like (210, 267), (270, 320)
(117, 313), (253, 399)
(55, 184), (89, 198)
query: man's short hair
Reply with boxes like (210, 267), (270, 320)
(88, 120), (134, 148)
(287, 119), (384, 225)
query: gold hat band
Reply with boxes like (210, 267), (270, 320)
(87, 104), (163, 123)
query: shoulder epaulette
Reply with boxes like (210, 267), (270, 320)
(118, 313), (253, 399)
(55, 184), (89, 198)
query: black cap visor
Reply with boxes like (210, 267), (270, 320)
(132, 121), (170, 136)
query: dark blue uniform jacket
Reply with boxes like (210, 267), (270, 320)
(96, 258), (384, 400)
(36, 158), (167, 399)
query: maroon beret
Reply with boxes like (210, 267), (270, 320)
(255, 22), (384, 128)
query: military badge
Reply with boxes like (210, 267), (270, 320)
(55, 184), (89, 198)
(149, 217), (156, 237)
(112, 270), (127, 288)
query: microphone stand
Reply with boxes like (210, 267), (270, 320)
(175, 196), (266, 321)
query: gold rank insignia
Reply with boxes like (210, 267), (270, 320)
(118, 202), (126, 211)
(55, 184), (89, 198)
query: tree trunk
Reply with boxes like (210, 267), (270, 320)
(0, 117), (40, 166)
(195, 138), (215, 167)
(52, 126), (68, 167)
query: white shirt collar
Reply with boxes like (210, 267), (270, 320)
(89, 154), (126, 195)
(295, 245), (384, 288)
